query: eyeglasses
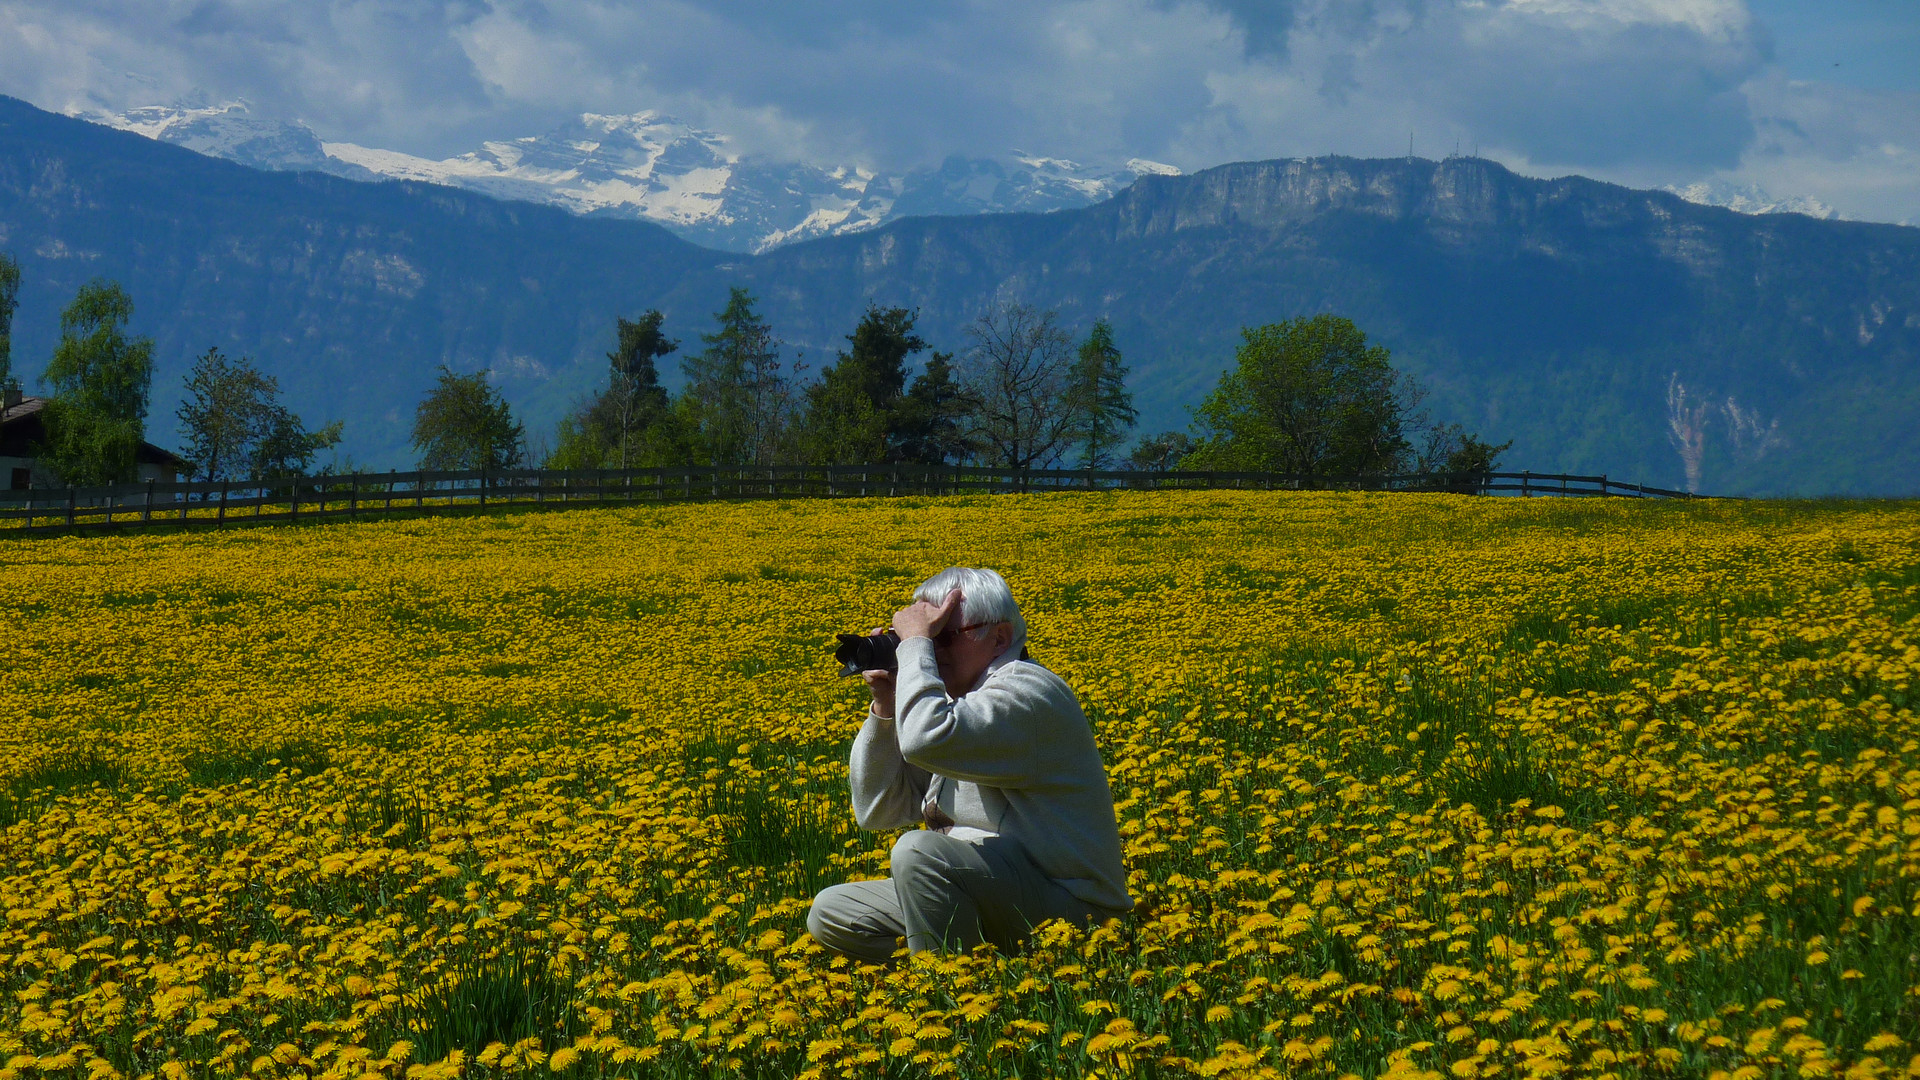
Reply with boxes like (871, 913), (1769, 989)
(931, 622), (993, 647)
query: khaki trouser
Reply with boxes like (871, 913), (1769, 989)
(807, 830), (1115, 963)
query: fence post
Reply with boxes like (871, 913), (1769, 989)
(65, 487), (75, 526)
(290, 480), (299, 523)
(385, 469), (394, 513)
(1521, 470), (1532, 498)
(216, 480), (229, 526)
(349, 474), (359, 518)
(479, 470), (488, 510)
(143, 479), (154, 522)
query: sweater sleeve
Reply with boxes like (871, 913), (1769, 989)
(848, 707), (932, 831)
(892, 637), (1072, 788)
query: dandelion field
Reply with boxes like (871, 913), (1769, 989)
(1, 491), (1917, 1080)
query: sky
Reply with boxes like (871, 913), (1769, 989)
(1, 0), (1916, 224)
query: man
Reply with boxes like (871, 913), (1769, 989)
(807, 567), (1132, 962)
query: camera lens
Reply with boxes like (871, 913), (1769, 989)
(834, 630), (901, 676)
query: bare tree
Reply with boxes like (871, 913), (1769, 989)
(960, 301), (1075, 470)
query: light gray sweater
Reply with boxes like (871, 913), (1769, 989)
(849, 636), (1134, 912)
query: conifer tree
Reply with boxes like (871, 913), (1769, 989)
(802, 304), (925, 464)
(895, 352), (980, 465)
(681, 288), (795, 466)
(1065, 319), (1136, 468)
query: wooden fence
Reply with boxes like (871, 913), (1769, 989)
(0, 466), (1703, 536)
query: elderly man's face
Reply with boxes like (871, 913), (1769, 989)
(934, 620), (1015, 697)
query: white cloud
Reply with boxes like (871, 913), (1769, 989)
(0, 0), (1913, 223)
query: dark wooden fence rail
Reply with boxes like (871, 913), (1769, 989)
(0, 466), (1702, 535)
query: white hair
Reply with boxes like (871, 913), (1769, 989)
(914, 567), (1026, 652)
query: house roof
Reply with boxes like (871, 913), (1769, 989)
(1, 396), (189, 469)
(0, 395), (47, 427)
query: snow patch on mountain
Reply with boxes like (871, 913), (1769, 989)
(85, 103), (1180, 252)
(80, 101), (375, 181)
(1665, 179), (1839, 220)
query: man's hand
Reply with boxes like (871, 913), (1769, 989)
(894, 588), (961, 641)
(861, 626), (898, 718)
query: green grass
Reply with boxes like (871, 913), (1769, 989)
(1, 750), (126, 826)
(181, 740), (331, 786)
(379, 949), (583, 1063)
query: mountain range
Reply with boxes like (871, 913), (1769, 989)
(4, 94), (1917, 495)
(81, 102), (1180, 254)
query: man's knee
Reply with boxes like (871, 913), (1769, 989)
(805, 889), (838, 942)
(808, 883), (897, 962)
(890, 829), (960, 882)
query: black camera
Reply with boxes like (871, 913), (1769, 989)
(834, 630), (900, 676)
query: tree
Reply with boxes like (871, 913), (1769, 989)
(38, 280), (154, 486)
(960, 301), (1075, 470)
(0, 251), (19, 393)
(802, 303), (926, 464)
(411, 368), (524, 470)
(0, 251), (20, 455)
(1127, 431), (1195, 471)
(681, 288), (798, 466)
(252, 404), (343, 479)
(1064, 319), (1136, 468)
(176, 348), (277, 481)
(1185, 314), (1414, 477)
(606, 310), (677, 467)
(1417, 423), (1512, 481)
(895, 352), (981, 465)
(549, 310), (684, 469)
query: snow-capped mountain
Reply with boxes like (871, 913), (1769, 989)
(1664, 179), (1839, 220)
(84, 103), (1179, 253)
(80, 101), (377, 181)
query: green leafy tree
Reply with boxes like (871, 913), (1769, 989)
(549, 310), (684, 469)
(681, 288), (797, 466)
(1065, 319), (1137, 468)
(960, 301), (1075, 470)
(0, 251), (19, 393)
(411, 368), (524, 471)
(606, 310), (677, 467)
(252, 405), (343, 480)
(895, 352), (981, 465)
(803, 304), (926, 464)
(38, 279), (155, 486)
(545, 412), (613, 470)
(0, 251), (20, 457)
(1417, 423), (1512, 480)
(176, 348), (277, 481)
(1186, 314), (1414, 477)
(1127, 431), (1195, 471)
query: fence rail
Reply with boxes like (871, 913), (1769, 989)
(0, 466), (1703, 535)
